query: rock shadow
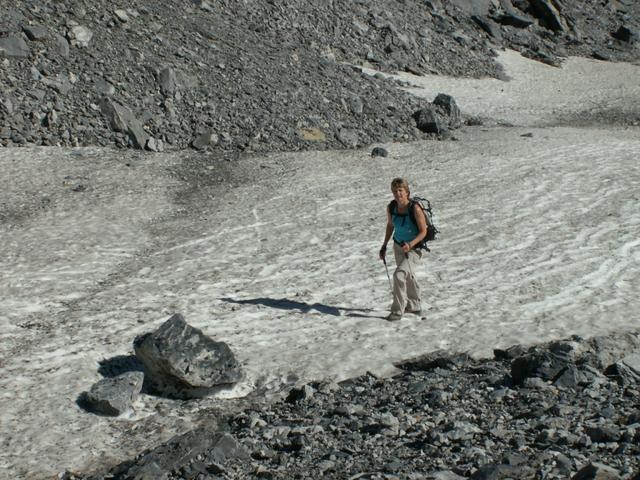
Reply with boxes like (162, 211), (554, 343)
(221, 297), (376, 317)
(98, 354), (145, 378)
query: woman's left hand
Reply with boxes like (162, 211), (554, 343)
(402, 242), (411, 253)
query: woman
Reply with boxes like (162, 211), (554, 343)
(379, 178), (427, 321)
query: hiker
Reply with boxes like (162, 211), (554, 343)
(379, 178), (427, 321)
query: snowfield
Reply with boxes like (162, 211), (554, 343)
(1, 50), (639, 479)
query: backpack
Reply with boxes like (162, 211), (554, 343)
(388, 196), (439, 250)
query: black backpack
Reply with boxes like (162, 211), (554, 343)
(388, 196), (439, 250)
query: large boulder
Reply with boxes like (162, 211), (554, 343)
(413, 93), (462, 134)
(83, 371), (144, 416)
(134, 313), (243, 399)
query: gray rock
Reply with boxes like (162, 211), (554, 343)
(572, 462), (621, 480)
(84, 371), (144, 416)
(22, 25), (49, 41)
(55, 34), (69, 58)
(449, 0), (493, 15)
(472, 15), (503, 40)
(0, 36), (30, 58)
(158, 67), (177, 97)
(68, 25), (93, 47)
(114, 9), (130, 23)
(41, 74), (73, 95)
(133, 313), (242, 399)
(336, 128), (359, 147)
(100, 98), (149, 149)
(192, 131), (219, 150)
(95, 78), (116, 96)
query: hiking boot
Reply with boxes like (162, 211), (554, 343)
(407, 309), (422, 315)
(386, 313), (402, 322)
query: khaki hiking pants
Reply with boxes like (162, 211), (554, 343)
(391, 242), (423, 315)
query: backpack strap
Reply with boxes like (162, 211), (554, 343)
(387, 199), (397, 215)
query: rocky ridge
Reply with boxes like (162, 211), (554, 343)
(2, 0), (639, 152)
(66, 331), (640, 479)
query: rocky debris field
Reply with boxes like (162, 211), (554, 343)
(66, 331), (640, 480)
(1, 0), (639, 152)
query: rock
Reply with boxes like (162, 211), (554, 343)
(100, 98), (149, 149)
(336, 128), (359, 147)
(371, 146), (388, 157)
(191, 131), (219, 150)
(83, 371), (144, 416)
(286, 384), (315, 403)
(133, 313), (242, 399)
(528, 0), (569, 32)
(448, 0), (493, 16)
(471, 463), (532, 479)
(612, 25), (637, 43)
(123, 430), (248, 479)
(413, 105), (445, 134)
(472, 15), (503, 40)
(0, 36), (30, 58)
(395, 350), (471, 371)
(433, 93), (462, 129)
(114, 9), (130, 23)
(55, 34), (69, 58)
(572, 462), (621, 480)
(511, 350), (570, 385)
(68, 25), (93, 47)
(299, 127), (326, 142)
(22, 25), (48, 41)
(95, 78), (116, 96)
(492, 12), (534, 28)
(145, 137), (164, 152)
(158, 67), (177, 97)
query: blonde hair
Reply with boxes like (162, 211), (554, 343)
(390, 177), (410, 194)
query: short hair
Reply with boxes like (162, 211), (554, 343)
(390, 177), (410, 194)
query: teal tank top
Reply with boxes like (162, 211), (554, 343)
(392, 204), (418, 244)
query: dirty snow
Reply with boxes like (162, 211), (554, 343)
(1, 50), (639, 479)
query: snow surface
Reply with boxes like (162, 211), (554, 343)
(1, 50), (640, 479)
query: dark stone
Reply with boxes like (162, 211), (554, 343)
(572, 462), (621, 480)
(371, 147), (388, 157)
(433, 93), (462, 129)
(395, 350), (471, 371)
(612, 25), (637, 43)
(133, 313), (243, 399)
(122, 430), (249, 479)
(510, 351), (570, 385)
(413, 106), (445, 134)
(528, 0), (568, 32)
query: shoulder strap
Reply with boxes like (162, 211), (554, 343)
(408, 199), (417, 226)
(387, 200), (397, 214)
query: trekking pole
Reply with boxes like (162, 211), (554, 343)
(382, 257), (393, 292)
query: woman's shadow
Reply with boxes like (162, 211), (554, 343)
(220, 297), (383, 318)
